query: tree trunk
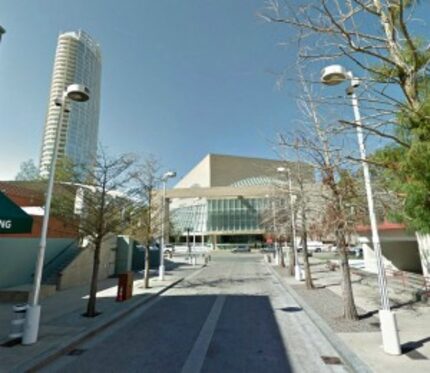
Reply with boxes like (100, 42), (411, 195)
(143, 193), (152, 289)
(337, 229), (359, 320)
(288, 244), (295, 276)
(301, 225), (314, 290)
(86, 239), (101, 317)
(300, 196), (314, 289)
(279, 243), (286, 267)
(144, 245), (150, 289)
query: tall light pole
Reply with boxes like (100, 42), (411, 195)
(23, 84), (90, 345)
(321, 64), (401, 355)
(277, 167), (301, 280)
(265, 193), (278, 264)
(159, 171), (176, 281)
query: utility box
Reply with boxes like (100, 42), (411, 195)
(116, 272), (133, 302)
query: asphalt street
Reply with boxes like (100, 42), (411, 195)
(42, 253), (347, 373)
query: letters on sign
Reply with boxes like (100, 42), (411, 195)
(0, 220), (12, 229)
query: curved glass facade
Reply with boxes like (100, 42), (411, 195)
(207, 198), (269, 232)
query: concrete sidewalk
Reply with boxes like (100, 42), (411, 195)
(270, 257), (430, 373)
(0, 257), (205, 372)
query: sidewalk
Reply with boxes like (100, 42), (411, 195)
(0, 257), (205, 372)
(270, 257), (430, 372)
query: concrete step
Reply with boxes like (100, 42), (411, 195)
(0, 284), (56, 303)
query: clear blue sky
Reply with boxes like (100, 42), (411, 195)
(0, 0), (300, 181)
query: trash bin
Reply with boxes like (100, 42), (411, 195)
(9, 304), (28, 339)
(116, 272), (133, 302)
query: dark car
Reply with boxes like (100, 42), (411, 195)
(231, 245), (251, 253)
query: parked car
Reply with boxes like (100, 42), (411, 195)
(348, 247), (363, 257)
(231, 245), (251, 253)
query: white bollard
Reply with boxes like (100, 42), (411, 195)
(22, 304), (41, 345)
(379, 310), (401, 355)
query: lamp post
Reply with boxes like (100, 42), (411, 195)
(159, 171), (176, 281)
(22, 84), (90, 345)
(265, 194), (278, 264)
(277, 167), (301, 280)
(321, 64), (401, 355)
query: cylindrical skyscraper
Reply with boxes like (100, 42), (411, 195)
(39, 30), (101, 178)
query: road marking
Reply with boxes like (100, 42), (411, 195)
(180, 295), (226, 373)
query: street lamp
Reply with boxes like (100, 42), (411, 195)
(159, 171), (176, 280)
(265, 193), (278, 264)
(277, 167), (301, 280)
(321, 64), (401, 355)
(22, 84), (90, 345)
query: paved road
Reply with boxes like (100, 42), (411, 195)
(43, 253), (346, 373)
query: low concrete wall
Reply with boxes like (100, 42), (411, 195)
(360, 230), (422, 274)
(59, 234), (117, 290)
(0, 238), (75, 289)
(416, 233), (430, 277)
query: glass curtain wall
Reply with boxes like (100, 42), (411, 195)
(207, 198), (269, 232)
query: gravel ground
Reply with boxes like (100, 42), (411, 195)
(291, 284), (380, 333)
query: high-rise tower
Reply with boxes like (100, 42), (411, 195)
(39, 30), (101, 178)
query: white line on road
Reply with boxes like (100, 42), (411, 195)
(180, 295), (226, 373)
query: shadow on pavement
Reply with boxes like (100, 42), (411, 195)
(45, 294), (293, 373)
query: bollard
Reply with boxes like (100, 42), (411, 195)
(10, 304), (28, 339)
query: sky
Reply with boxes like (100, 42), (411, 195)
(0, 0), (301, 183)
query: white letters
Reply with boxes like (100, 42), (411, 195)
(0, 220), (12, 229)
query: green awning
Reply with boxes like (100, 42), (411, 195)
(0, 191), (33, 234)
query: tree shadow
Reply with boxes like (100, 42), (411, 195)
(279, 306), (303, 313)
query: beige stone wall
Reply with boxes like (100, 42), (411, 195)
(209, 154), (313, 187)
(58, 234), (117, 290)
(174, 154), (314, 189)
(175, 154), (211, 188)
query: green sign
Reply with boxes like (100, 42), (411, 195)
(0, 192), (33, 234)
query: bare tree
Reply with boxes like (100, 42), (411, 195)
(15, 159), (40, 181)
(277, 70), (361, 319)
(53, 149), (136, 317)
(261, 0), (430, 232)
(261, 0), (427, 118)
(293, 142), (315, 289)
(131, 155), (162, 289)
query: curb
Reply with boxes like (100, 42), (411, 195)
(266, 263), (373, 373)
(16, 265), (207, 372)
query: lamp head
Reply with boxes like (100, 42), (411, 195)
(321, 64), (349, 85)
(162, 171), (176, 180)
(66, 84), (90, 102)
